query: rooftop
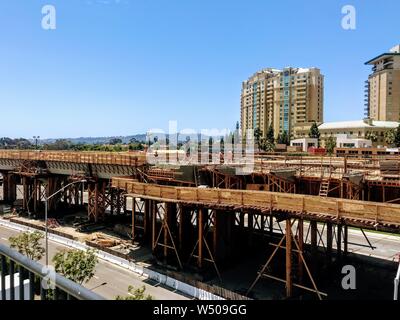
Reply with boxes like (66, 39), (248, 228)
(365, 53), (400, 65)
(318, 120), (400, 130)
(244, 67), (320, 82)
(365, 45), (400, 65)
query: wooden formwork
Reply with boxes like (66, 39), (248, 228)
(0, 150), (146, 166)
(112, 177), (400, 230)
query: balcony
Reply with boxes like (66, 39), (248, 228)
(0, 244), (104, 300)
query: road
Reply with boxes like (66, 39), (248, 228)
(0, 225), (189, 300)
(271, 220), (400, 261)
(1, 214), (400, 301)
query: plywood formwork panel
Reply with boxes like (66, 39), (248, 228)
(112, 177), (400, 228)
(0, 150), (146, 166)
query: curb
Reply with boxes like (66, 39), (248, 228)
(0, 218), (224, 300)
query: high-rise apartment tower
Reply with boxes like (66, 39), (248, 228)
(240, 67), (324, 138)
(365, 45), (400, 121)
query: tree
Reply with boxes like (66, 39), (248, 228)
(43, 139), (72, 150)
(0, 137), (33, 149)
(325, 136), (337, 155)
(308, 122), (321, 146)
(385, 129), (396, 146)
(220, 137), (225, 154)
(234, 121), (240, 143)
(266, 125), (274, 144)
(208, 136), (213, 154)
(394, 125), (400, 147)
(109, 138), (122, 145)
(53, 249), (98, 285)
(366, 131), (378, 143)
(259, 139), (275, 152)
(128, 142), (144, 151)
(15, 138), (32, 149)
(115, 285), (154, 300)
(9, 231), (45, 261)
(253, 128), (263, 151)
(277, 131), (289, 145)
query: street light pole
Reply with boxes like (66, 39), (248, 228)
(44, 179), (86, 266)
(45, 198), (48, 265)
(33, 136), (40, 150)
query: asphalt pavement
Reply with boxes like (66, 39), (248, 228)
(0, 225), (189, 300)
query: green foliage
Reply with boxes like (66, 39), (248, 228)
(66, 142), (132, 152)
(109, 138), (123, 145)
(325, 136), (337, 155)
(115, 285), (154, 300)
(43, 139), (72, 150)
(208, 137), (213, 153)
(308, 122), (320, 146)
(0, 257), (10, 273)
(46, 289), (55, 300)
(9, 231), (45, 261)
(385, 129), (396, 146)
(394, 125), (400, 147)
(0, 135), (144, 152)
(253, 128), (263, 150)
(220, 137), (225, 153)
(277, 131), (289, 146)
(259, 139), (275, 152)
(0, 137), (33, 149)
(53, 249), (98, 285)
(266, 125), (274, 144)
(365, 131), (378, 142)
(128, 142), (145, 151)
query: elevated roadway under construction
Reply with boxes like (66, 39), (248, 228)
(0, 149), (400, 299)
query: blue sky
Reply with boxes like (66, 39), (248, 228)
(0, 0), (399, 138)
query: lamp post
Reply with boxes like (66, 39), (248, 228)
(33, 136), (40, 150)
(44, 179), (86, 266)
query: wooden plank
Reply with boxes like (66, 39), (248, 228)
(111, 178), (400, 227)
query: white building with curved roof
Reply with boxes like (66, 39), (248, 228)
(294, 118), (399, 147)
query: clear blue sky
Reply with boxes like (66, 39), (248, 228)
(0, 0), (399, 139)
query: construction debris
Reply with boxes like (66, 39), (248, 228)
(47, 218), (60, 229)
(2, 213), (18, 220)
(89, 232), (122, 247)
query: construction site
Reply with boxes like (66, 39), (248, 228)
(1, 149), (400, 300)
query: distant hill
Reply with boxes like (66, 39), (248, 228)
(38, 134), (148, 145)
(37, 132), (230, 145)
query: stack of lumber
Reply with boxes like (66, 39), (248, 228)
(89, 233), (121, 247)
(47, 218), (60, 229)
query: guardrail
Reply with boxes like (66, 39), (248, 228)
(394, 262), (400, 300)
(0, 244), (105, 300)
